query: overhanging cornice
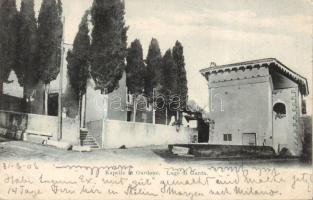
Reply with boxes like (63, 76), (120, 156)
(199, 58), (309, 96)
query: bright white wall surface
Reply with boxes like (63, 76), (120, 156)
(87, 119), (196, 148)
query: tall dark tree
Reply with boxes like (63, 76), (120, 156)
(145, 38), (162, 98)
(162, 49), (178, 96)
(16, 0), (38, 112)
(173, 41), (188, 122)
(67, 10), (90, 101)
(66, 10), (90, 121)
(37, 0), (63, 114)
(162, 49), (179, 122)
(126, 39), (145, 122)
(0, 0), (18, 94)
(16, 0), (37, 86)
(90, 0), (128, 94)
(126, 39), (145, 94)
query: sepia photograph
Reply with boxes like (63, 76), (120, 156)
(0, 0), (312, 199)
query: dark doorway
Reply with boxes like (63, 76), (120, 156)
(198, 119), (209, 143)
(48, 93), (58, 116)
(127, 111), (132, 121)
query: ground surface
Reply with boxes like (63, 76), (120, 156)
(0, 137), (311, 168)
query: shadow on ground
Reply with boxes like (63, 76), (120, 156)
(152, 148), (312, 167)
(0, 137), (11, 143)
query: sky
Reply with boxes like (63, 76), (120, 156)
(15, 0), (313, 113)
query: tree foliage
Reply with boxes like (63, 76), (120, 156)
(16, 0), (38, 87)
(37, 0), (63, 84)
(90, 0), (128, 94)
(0, 0), (18, 92)
(126, 39), (145, 94)
(145, 38), (162, 97)
(173, 40), (188, 111)
(67, 10), (90, 101)
(162, 49), (179, 113)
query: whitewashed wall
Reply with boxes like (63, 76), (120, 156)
(88, 119), (196, 148)
(26, 114), (80, 144)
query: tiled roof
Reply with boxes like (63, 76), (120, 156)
(200, 58), (309, 95)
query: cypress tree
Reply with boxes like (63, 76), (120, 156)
(162, 49), (179, 121)
(67, 10), (90, 101)
(90, 0), (128, 94)
(16, 0), (38, 86)
(66, 10), (90, 120)
(145, 38), (162, 98)
(173, 41), (188, 122)
(126, 39), (145, 122)
(162, 49), (178, 95)
(16, 0), (38, 112)
(126, 39), (145, 94)
(37, 0), (63, 114)
(0, 0), (18, 94)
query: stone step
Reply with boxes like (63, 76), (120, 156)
(80, 128), (88, 133)
(79, 131), (99, 149)
(81, 138), (95, 141)
(80, 137), (94, 141)
(90, 145), (100, 149)
(80, 135), (94, 139)
(82, 141), (98, 145)
(81, 140), (97, 144)
(81, 135), (95, 139)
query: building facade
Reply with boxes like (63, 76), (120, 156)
(85, 72), (153, 123)
(200, 58), (309, 156)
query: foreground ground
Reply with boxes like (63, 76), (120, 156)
(0, 137), (311, 167)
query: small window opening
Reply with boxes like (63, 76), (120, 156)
(223, 134), (232, 141)
(273, 102), (286, 119)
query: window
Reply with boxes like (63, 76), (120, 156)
(223, 134), (232, 141)
(273, 102), (286, 119)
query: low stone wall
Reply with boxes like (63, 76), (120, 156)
(87, 119), (195, 148)
(0, 110), (80, 145)
(169, 144), (276, 158)
(27, 114), (58, 137)
(61, 118), (80, 145)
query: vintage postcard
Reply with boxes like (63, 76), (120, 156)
(0, 0), (312, 199)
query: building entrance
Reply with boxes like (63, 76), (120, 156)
(242, 133), (256, 146)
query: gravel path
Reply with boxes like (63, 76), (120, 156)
(0, 137), (310, 168)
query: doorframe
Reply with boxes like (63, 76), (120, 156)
(242, 133), (257, 146)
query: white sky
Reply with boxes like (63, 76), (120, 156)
(17, 0), (313, 113)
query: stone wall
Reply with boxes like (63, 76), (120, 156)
(61, 118), (80, 145)
(87, 119), (196, 148)
(300, 115), (312, 161)
(272, 87), (302, 156)
(207, 77), (273, 146)
(26, 114), (58, 137)
(85, 72), (128, 123)
(0, 110), (80, 145)
(206, 64), (305, 156)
